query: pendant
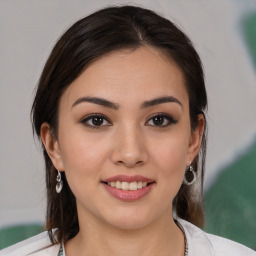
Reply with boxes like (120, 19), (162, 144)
(56, 181), (63, 193)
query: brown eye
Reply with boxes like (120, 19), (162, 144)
(91, 116), (104, 126)
(146, 113), (177, 127)
(152, 116), (165, 126)
(81, 114), (111, 129)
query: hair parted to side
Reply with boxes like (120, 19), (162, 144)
(31, 5), (207, 244)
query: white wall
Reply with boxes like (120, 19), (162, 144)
(0, 0), (256, 228)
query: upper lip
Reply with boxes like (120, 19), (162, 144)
(102, 175), (155, 183)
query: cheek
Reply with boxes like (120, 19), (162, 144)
(148, 128), (190, 194)
(59, 132), (111, 207)
(154, 144), (186, 191)
(58, 127), (109, 182)
(151, 133), (189, 173)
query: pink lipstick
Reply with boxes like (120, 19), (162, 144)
(101, 175), (155, 202)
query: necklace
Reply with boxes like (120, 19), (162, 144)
(58, 242), (65, 256)
(175, 220), (189, 256)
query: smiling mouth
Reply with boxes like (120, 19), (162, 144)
(102, 181), (155, 191)
(101, 175), (156, 201)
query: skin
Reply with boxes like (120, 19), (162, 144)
(41, 46), (204, 256)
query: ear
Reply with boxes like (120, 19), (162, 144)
(40, 122), (64, 171)
(186, 114), (205, 166)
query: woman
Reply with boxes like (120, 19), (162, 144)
(1, 5), (255, 256)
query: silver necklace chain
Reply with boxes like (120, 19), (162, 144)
(176, 220), (189, 256)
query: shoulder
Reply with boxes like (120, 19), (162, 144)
(0, 231), (60, 256)
(177, 218), (256, 256)
(206, 233), (255, 256)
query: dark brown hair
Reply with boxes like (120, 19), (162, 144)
(31, 5), (207, 244)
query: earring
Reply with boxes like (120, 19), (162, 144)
(183, 164), (196, 185)
(56, 170), (63, 193)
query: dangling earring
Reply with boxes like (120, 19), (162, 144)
(56, 170), (63, 193)
(183, 164), (196, 185)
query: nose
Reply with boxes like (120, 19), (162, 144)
(110, 125), (149, 168)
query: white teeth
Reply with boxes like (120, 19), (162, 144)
(121, 182), (129, 190)
(116, 181), (122, 189)
(106, 181), (150, 190)
(129, 182), (138, 191)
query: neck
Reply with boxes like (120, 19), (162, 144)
(65, 208), (185, 256)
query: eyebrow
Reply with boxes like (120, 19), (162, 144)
(72, 97), (120, 110)
(141, 96), (183, 109)
(72, 96), (183, 110)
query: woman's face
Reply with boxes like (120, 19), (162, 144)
(42, 46), (203, 229)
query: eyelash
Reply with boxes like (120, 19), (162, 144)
(81, 114), (111, 129)
(81, 113), (177, 129)
(146, 113), (177, 127)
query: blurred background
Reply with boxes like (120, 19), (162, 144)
(0, 0), (255, 250)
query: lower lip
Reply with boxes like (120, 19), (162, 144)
(102, 183), (155, 202)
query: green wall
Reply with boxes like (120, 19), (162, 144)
(204, 140), (256, 250)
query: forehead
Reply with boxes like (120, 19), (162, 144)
(60, 46), (188, 108)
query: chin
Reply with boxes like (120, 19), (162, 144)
(101, 207), (155, 230)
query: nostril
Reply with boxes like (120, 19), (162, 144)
(115, 160), (143, 168)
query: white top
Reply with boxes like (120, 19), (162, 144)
(0, 219), (255, 256)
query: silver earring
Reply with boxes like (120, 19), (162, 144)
(56, 170), (63, 193)
(183, 164), (196, 185)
